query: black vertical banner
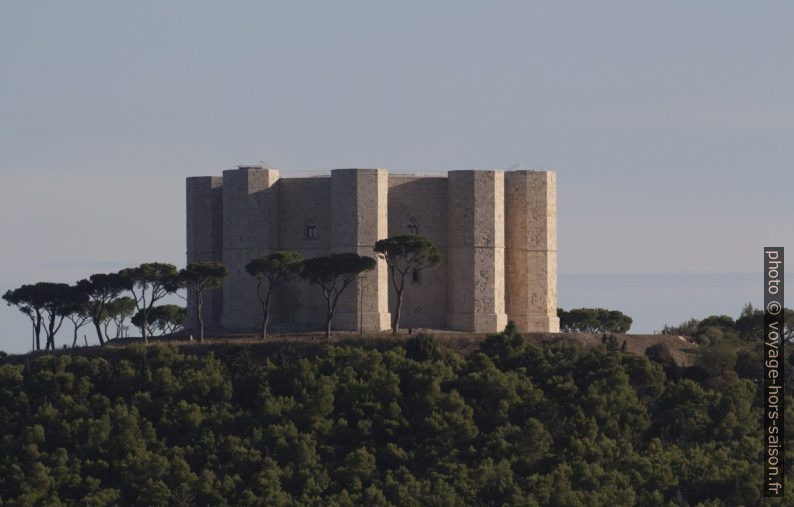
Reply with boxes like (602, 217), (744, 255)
(764, 247), (784, 497)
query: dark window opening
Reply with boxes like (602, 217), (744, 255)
(408, 217), (419, 235)
(306, 224), (317, 240)
(412, 268), (420, 283)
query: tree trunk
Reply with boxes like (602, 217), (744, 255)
(392, 274), (407, 335)
(141, 310), (148, 344)
(93, 319), (105, 346)
(47, 318), (55, 350)
(262, 290), (272, 340)
(325, 293), (333, 339)
(197, 290), (204, 343)
(35, 312), (42, 351)
(393, 287), (404, 335)
(72, 326), (79, 348)
(325, 313), (332, 339)
(255, 279), (270, 340)
(140, 292), (149, 345)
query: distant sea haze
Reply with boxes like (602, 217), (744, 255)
(558, 272), (765, 334)
(560, 272), (758, 290)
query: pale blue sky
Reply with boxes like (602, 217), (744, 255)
(1, 1), (791, 353)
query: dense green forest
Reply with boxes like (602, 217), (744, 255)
(0, 320), (791, 505)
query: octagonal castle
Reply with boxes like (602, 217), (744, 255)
(186, 166), (559, 334)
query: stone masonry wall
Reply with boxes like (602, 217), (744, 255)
(272, 177), (332, 330)
(330, 169), (391, 332)
(505, 171), (560, 332)
(447, 171), (508, 332)
(185, 176), (224, 333)
(221, 167), (279, 330)
(387, 176), (448, 329)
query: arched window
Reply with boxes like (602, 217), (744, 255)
(407, 217), (419, 235)
(305, 217), (318, 240)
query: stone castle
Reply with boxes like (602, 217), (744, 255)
(186, 166), (559, 334)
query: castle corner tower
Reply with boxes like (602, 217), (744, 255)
(505, 170), (560, 332)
